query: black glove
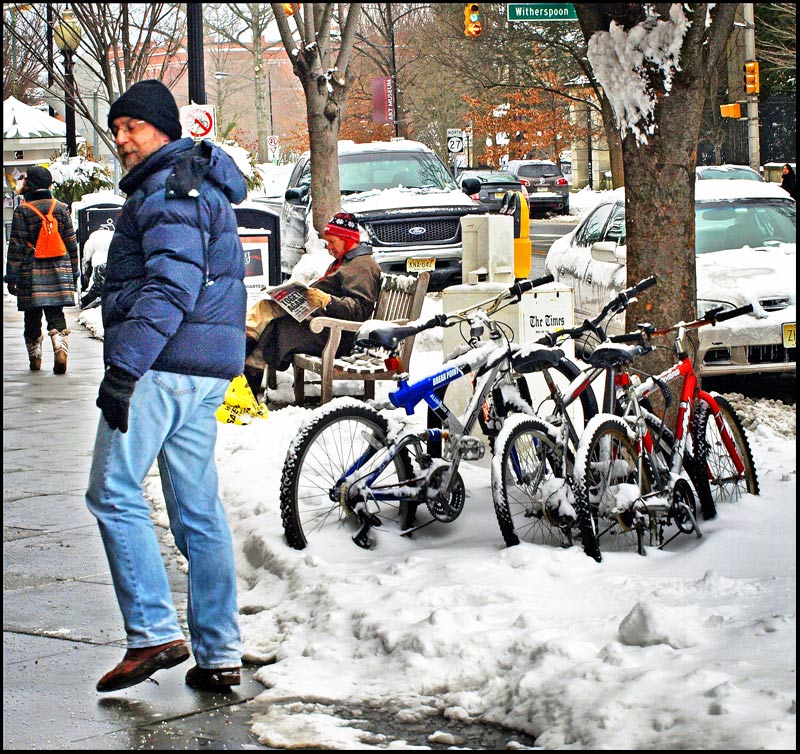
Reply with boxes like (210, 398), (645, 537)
(7, 282), (18, 296)
(96, 365), (137, 433)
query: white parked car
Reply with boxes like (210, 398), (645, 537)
(545, 180), (796, 376)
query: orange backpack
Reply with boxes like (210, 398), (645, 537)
(23, 199), (67, 259)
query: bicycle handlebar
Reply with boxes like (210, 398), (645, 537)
(609, 331), (647, 345)
(508, 273), (554, 300)
(534, 275), (658, 347)
(709, 303), (754, 323)
(648, 302), (755, 338)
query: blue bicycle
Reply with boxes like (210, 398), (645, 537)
(278, 274), (594, 550)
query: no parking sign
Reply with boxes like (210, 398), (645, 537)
(180, 104), (217, 141)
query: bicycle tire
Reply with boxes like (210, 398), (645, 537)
(279, 402), (414, 549)
(492, 414), (581, 551)
(574, 414), (655, 557)
(692, 392), (759, 505)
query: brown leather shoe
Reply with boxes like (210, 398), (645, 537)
(96, 639), (190, 692)
(185, 664), (241, 691)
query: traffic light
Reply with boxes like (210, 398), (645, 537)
(464, 3), (482, 37)
(719, 103), (741, 119)
(744, 61), (760, 94)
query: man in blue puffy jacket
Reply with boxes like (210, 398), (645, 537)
(86, 80), (247, 694)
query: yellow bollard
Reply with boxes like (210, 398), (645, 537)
(500, 190), (532, 280)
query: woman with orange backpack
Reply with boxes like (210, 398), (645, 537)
(4, 166), (79, 373)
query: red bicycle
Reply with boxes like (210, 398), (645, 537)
(575, 304), (759, 555)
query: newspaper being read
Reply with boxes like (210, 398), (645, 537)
(265, 282), (320, 322)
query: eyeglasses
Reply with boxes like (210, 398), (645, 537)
(108, 118), (148, 139)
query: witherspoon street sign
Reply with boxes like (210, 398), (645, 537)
(507, 3), (578, 22)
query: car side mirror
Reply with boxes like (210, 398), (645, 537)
(285, 186), (309, 205)
(460, 177), (481, 195)
(591, 241), (625, 263)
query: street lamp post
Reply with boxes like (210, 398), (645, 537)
(53, 8), (82, 158)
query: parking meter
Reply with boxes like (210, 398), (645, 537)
(499, 190), (531, 280)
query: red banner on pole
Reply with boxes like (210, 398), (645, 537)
(371, 77), (395, 124)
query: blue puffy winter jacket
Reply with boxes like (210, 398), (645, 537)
(102, 138), (247, 380)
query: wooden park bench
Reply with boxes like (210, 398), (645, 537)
(268, 271), (430, 405)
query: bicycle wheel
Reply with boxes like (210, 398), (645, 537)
(575, 414), (654, 556)
(693, 392), (759, 505)
(492, 414), (579, 551)
(279, 402), (414, 549)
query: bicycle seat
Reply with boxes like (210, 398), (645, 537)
(512, 343), (565, 373)
(586, 343), (648, 369)
(355, 320), (419, 351)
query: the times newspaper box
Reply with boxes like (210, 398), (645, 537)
(441, 281), (575, 432)
(233, 203), (281, 306)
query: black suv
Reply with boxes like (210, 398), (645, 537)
(501, 160), (570, 216)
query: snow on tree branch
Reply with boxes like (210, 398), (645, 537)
(587, 4), (690, 145)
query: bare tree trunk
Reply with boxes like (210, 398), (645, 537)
(576, 3), (738, 377)
(272, 3), (362, 238)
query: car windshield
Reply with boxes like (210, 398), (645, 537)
(698, 167), (763, 181)
(694, 199), (796, 254)
(339, 151), (458, 193)
(469, 172), (520, 185)
(517, 164), (561, 179)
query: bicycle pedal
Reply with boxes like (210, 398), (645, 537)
(458, 436), (485, 461)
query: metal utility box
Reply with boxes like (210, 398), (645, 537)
(460, 214), (514, 285)
(441, 282), (575, 423)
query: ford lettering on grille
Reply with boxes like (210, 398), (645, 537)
(371, 218), (461, 245)
(409, 227), (426, 235)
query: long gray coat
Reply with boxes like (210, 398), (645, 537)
(257, 243), (381, 372)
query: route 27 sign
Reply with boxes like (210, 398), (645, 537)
(180, 104), (217, 141)
(447, 128), (464, 154)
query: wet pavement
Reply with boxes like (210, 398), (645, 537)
(3, 295), (270, 750)
(3, 295), (543, 751)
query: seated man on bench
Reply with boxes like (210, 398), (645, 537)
(244, 211), (381, 397)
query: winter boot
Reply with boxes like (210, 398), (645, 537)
(25, 335), (44, 371)
(48, 328), (70, 374)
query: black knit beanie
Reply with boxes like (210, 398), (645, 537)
(108, 80), (182, 142)
(25, 166), (53, 190)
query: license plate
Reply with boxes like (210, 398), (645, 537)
(782, 322), (795, 348)
(537, 186), (548, 192)
(494, 192), (506, 199)
(407, 257), (435, 272)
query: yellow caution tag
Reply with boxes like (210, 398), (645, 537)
(215, 375), (268, 425)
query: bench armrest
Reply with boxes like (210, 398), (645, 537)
(308, 316), (362, 335)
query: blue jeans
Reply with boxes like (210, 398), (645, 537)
(86, 370), (242, 669)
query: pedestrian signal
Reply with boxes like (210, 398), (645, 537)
(744, 61), (759, 94)
(719, 103), (741, 118)
(464, 3), (482, 37)
(282, 3), (295, 16)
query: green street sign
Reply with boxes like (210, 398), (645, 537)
(507, 3), (578, 22)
